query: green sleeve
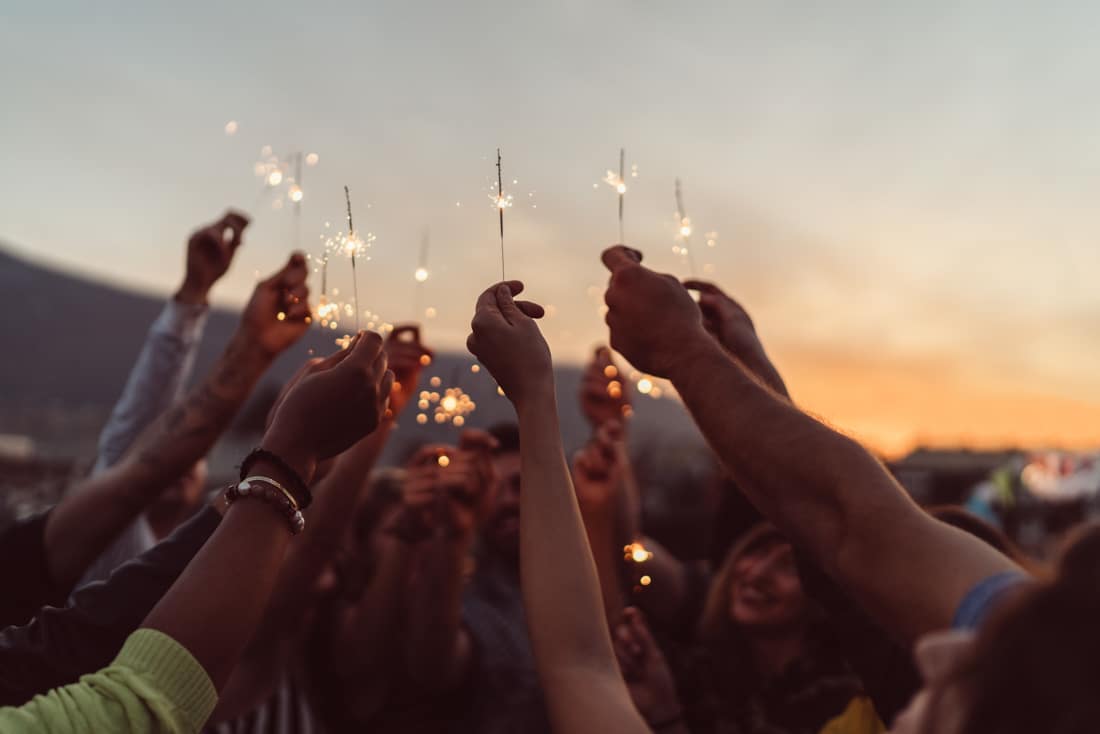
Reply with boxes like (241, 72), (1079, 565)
(0, 628), (217, 733)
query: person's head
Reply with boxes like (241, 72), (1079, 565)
(700, 523), (810, 643)
(903, 522), (1100, 734)
(147, 458), (209, 539)
(482, 422), (521, 560)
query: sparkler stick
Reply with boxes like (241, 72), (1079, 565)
(414, 229), (430, 318)
(675, 178), (698, 277)
(497, 148), (505, 280)
(293, 153), (303, 250)
(618, 147), (625, 243)
(344, 185), (361, 331)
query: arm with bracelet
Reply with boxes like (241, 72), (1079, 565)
(0, 329), (394, 732)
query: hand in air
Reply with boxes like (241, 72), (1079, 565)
(682, 280), (761, 362)
(579, 346), (631, 429)
(466, 281), (549, 408)
(383, 324), (434, 418)
(400, 431), (498, 541)
(177, 210), (249, 304)
(572, 419), (626, 515)
(263, 331), (393, 481)
(241, 253), (312, 356)
(601, 246), (707, 378)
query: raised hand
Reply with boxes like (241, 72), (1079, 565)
(384, 324), (433, 418)
(263, 331), (393, 482)
(241, 253), (312, 356)
(601, 246), (708, 379)
(572, 419), (625, 515)
(466, 281), (549, 409)
(612, 607), (683, 729)
(177, 211), (249, 305)
(579, 346), (631, 429)
(683, 279), (789, 398)
(400, 440), (494, 541)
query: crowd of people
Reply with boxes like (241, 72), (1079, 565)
(0, 210), (1096, 733)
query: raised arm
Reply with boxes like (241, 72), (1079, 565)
(141, 330), (394, 689)
(94, 211), (246, 472)
(400, 441), (486, 691)
(601, 246), (1020, 643)
(1, 331), (393, 732)
(468, 281), (648, 734)
(77, 212), (247, 585)
(44, 253), (312, 595)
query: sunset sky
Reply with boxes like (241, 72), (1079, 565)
(2, 1), (1098, 455)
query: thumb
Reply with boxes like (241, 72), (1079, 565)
(495, 282), (526, 323)
(601, 245), (644, 274)
(343, 330), (385, 368)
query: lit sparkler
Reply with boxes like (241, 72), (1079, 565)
(417, 385), (476, 427)
(673, 178), (699, 277)
(602, 148), (637, 243)
(492, 148), (512, 280)
(344, 185), (362, 331)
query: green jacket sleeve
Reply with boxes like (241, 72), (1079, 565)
(0, 628), (217, 733)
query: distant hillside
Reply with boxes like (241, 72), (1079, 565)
(0, 245), (705, 466)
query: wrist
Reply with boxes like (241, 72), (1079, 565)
(665, 331), (726, 386)
(175, 279), (210, 306)
(256, 438), (317, 487)
(512, 380), (557, 419)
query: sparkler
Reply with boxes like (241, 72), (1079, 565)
(674, 178), (698, 277)
(618, 148), (625, 242)
(602, 148), (636, 243)
(345, 186), (362, 331)
(414, 229), (430, 318)
(494, 148), (510, 280)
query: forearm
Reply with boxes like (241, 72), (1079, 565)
(404, 536), (471, 689)
(256, 423), (393, 644)
(516, 389), (628, 696)
(45, 331), (270, 593)
(668, 336), (1018, 639)
(141, 468), (295, 690)
(330, 543), (414, 678)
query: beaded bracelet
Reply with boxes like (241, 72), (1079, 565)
(239, 448), (313, 510)
(224, 478), (306, 535)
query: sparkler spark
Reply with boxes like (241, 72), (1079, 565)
(417, 385), (476, 426)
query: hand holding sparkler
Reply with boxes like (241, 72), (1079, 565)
(383, 324), (433, 417)
(240, 253), (313, 357)
(601, 246), (708, 379)
(177, 210), (249, 305)
(264, 330), (394, 482)
(580, 346), (633, 429)
(401, 438), (496, 541)
(682, 279), (789, 398)
(572, 419), (626, 515)
(466, 281), (549, 410)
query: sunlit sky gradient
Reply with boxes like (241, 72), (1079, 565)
(2, 1), (1098, 455)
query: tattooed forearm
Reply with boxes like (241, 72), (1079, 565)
(132, 332), (269, 480)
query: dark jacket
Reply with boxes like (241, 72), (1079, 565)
(0, 506), (220, 706)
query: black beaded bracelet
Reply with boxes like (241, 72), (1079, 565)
(239, 448), (313, 510)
